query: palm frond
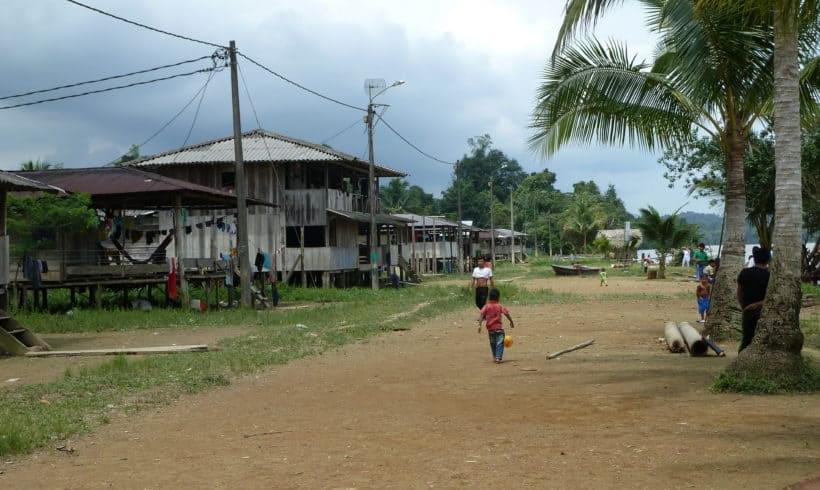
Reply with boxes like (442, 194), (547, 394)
(531, 37), (696, 156)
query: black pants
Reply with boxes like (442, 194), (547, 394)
(475, 286), (489, 310)
(740, 309), (761, 352)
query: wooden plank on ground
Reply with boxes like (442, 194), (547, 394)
(25, 344), (209, 358)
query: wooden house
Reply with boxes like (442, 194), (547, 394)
(132, 129), (407, 287)
(392, 214), (470, 274)
(477, 228), (527, 262)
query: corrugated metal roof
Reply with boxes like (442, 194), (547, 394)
(392, 213), (461, 228)
(328, 208), (410, 226)
(132, 129), (407, 178)
(0, 170), (61, 192)
(16, 167), (273, 209)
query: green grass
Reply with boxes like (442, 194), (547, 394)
(803, 282), (820, 297)
(712, 358), (820, 394)
(0, 283), (564, 456)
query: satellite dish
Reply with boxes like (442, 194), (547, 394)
(364, 78), (386, 98)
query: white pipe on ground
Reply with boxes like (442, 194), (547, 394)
(664, 322), (685, 353)
(678, 321), (707, 356)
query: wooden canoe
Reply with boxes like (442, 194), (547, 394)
(551, 264), (601, 276)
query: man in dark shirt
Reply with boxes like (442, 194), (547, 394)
(736, 247), (771, 351)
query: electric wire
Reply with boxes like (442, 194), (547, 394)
(66, 0), (226, 48)
(375, 115), (455, 165)
(174, 69), (214, 158)
(0, 55), (214, 101)
(0, 67), (218, 110)
(321, 118), (363, 145)
(237, 52), (367, 112)
(136, 68), (218, 150)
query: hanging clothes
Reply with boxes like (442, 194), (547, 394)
(167, 258), (178, 300)
(22, 255), (42, 288)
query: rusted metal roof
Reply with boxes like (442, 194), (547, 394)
(15, 167), (273, 209)
(131, 129), (407, 178)
(327, 208), (411, 227)
(0, 170), (61, 192)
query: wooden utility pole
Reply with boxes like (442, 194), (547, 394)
(456, 160), (463, 273)
(489, 179), (495, 263)
(432, 218), (437, 273)
(510, 191), (515, 264)
(366, 104), (379, 290)
(228, 40), (252, 307)
(173, 195), (189, 306)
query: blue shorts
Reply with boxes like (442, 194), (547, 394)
(698, 297), (710, 315)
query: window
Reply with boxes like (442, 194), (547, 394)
(221, 172), (235, 191)
(286, 226), (326, 247)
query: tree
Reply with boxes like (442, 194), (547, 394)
(533, 0), (819, 338)
(721, 0), (818, 386)
(8, 193), (99, 256)
(661, 127), (819, 250)
(115, 144), (140, 165)
(439, 135), (527, 228)
(561, 192), (607, 251)
(381, 179), (410, 213)
(636, 206), (697, 279)
(19, 159), (62, 171)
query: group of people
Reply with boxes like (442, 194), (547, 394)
(694, 245), (771, 352)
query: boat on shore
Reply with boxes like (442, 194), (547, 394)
(552, 264), (601, 276)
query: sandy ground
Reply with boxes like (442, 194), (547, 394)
(2, 276), (819, 489)
(1, 327), (250, 388)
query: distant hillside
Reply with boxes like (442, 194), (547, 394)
(678, 211), (760, 244)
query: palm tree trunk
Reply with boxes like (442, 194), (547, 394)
(658, 252), (666, 279)
(704, 129), (747, 339)
(729, 0), (804, 380)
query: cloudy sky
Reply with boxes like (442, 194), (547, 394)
(0, 0), (715, 214)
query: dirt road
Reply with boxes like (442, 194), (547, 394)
(3, 276), (819, 488)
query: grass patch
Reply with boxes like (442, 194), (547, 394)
(0, 283), (563, 456)
(802, 315), (820, 350)
(712, 359), (820, 394)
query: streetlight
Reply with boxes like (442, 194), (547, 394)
(365, 79), (405, 290)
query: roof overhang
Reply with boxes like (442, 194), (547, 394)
(327, 208), (410, 226)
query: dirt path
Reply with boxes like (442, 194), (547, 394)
(3, 278), (819, 488)
(1, 326), (250, 388)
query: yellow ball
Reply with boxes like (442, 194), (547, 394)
(504, 335), (513, 348)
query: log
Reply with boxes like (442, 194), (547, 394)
(664, 321), (686, 353)
(25, 344), (209, 358)
(677, 322), (707, 356)
(547, 339), (595, 359)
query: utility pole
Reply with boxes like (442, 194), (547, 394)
(548, 215), (553, 257)
(366, 103), (378, 290)
(510, 190), (515, 264)
(229, 40), (252, 308)
(456, 160), (463, 273)
(489, 179), (495, 264)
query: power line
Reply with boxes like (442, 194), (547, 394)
(237, 52), (367, 112)
(172, 69), (216, 163)
(0, 67), (219, 111)
(66, 0), (226, 49)
(321, 118), (363, 144)
(0, 55), (216, 101)
(136, 68), (219, 150)
(376, 115), (455, 165)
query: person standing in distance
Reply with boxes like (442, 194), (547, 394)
(692, 243), (710, 280)
(470, 256), (494, 309)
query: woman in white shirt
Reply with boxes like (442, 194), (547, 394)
(470, 256), (494, 309)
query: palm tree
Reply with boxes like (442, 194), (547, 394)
(635, 206), (696, 279)
(720, 0), (817, 383)
(534, 0), (819, 338)
(19, 159), (61, 171)
(380, 179), (410, 214)
(561, 192), (606, 251)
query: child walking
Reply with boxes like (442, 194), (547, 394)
(477, 288), (515, 364)
(696, 276), (711, 323)
(599, 269), (608, 287)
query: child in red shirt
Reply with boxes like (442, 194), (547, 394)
(477, 288), (515, 364)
